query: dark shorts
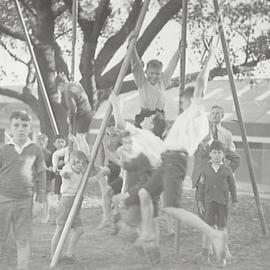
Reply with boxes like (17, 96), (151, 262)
(0, 195), (33, 241)
(143, 151), (187, 208)
(76, 111), (93, 133)
(204, 201), (228, 228)
(125, 185), (159, 218)
(107, 162), (122, 195)
(54, 174), (62, 195)
(108, 176), (123, 195)
(56, 195), (83, 228)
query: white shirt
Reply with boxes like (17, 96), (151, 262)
(60, 164), (82, 196)
(164, 98), (209, 155)
(8, 138), (34, 154)
(125, 122), (165, 167)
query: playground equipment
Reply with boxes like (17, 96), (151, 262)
(50, 0), (151, 267)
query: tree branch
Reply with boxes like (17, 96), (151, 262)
(97, 0), (182, 89)
(0, 87), (39, 117)
(92, 0), (111, 44)
(0, 40), (27, 65)
(95, 0), (142, 77)
(0, 23), (25, 41)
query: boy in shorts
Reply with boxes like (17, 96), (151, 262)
(129, 31), (180, 136)
(96, 117), (123, 230)
(36, 133), (54, 223)
(0, 111), (46, 270)
(197, 141), (237, 262)
(52, 134), (67, 200)
(51, 150), (88, 263)
(54, 73), (93, 156)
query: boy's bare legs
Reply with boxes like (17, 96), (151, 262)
(65, 227), (83, 258)
(42, 194), (49, 223)
(16, 239), (30, 270)
(76, 133), (90, 156)
(138, 188), (156, 242)
(164, 207), (226, 261)
(51, 225), (64, 258)
(97, 175), (113, 229)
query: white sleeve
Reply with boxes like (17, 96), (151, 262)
(52, 147), (68, 168)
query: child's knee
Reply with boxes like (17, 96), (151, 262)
(138, 188), (151, 203)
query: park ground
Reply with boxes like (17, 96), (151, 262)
(1, 183), (270, 270)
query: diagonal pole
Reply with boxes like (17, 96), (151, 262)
(50, 0), (151, 267)
(13, 0), (59, 136)
(175, 0), (188, 254)
(70, 0), (78, 81)
(213, 0), (268, 235)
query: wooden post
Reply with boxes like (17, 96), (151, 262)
(213, 0), (268, 235)
(70, 0), (78, 81)
(175, 0), (188, 253)
(67, 0), (79, 157)
(50, 0), (151, 267)
(13, 0), (59, 136)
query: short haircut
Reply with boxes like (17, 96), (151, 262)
(146, 59), (163, 70)
(209, 140), (225, 152)
(180, 85), (195, 100)
(70, 150), (88, 163)
(10, 110), (31, 122)
(54, 134), (66, 141)
(211, 105), (224, 118)
(37, 133), (48, 142)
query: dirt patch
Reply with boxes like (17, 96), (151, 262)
(1, 190), (270, 270)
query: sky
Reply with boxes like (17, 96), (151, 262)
(0, 0), (269, 87)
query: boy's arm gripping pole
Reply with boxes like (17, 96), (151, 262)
(50, 0), (151, 267)
(213, 0), (268, 235)
(13, 0), (59, 136)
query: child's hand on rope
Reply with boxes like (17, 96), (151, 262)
(198, 201), (205, 216)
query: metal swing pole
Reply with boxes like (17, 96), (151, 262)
(213, 0), (268, 235)
(13, 0), (59, 136)
(70, 0), (78, 81)
(50, 0), (151, 266)
(175, 0), (188, 254)
(67, 0), (79, 156)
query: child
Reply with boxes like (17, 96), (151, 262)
(96, 117), (123, 230)
(54, 73), (93, 156)
(51, 150), (88, 263)
(52, 134), (67, 200)
(0, 110), (46, 270)
(197, 140), (238, 264)
(36, 133), (54, 223)
(129, 31), (180, 135)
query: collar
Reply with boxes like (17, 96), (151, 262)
(8, 138), (34, 154)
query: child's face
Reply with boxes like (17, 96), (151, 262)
(10, 118), (31, 144)
(70, 157), (87, 173)
(146, 67), (162, 85)
(209, 149), (224, 164)
(54, 138), (66, 149)
(122, 136), (133, 154)
(37, 139), (48, 149)
(106, 126), (120, 151)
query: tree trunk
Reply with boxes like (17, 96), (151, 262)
(34, 0), (68, 143)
